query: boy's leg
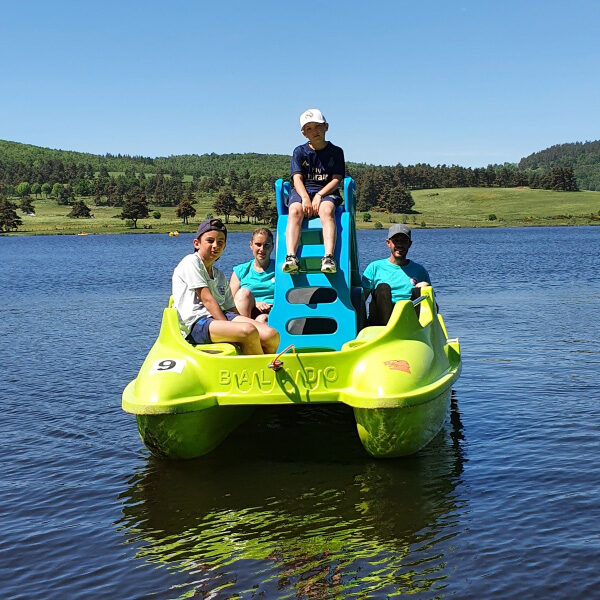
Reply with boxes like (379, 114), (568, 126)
(233, 287), (256, 318)
(318, 201), (337, 256)
(283, 200), (303, 273)
(285, 202), (304, 256)
(208, 319), (264, 355)
(232, 315), (279, 354)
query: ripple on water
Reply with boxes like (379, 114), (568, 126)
(2, 229), (600, 599)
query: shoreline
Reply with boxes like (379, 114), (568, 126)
(3, 187), (600, 236)
(3, 221), (599, 237)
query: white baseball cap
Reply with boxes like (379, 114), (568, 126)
(300, 108), (327, 129)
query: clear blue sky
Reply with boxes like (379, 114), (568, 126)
(1, 0), (598, 168)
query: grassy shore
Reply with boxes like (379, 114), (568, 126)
(6, 187), (600, 236)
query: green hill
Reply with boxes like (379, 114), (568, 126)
(518, 140), (600, 190)
(0, 139), (291, 178)
(0, 139), (371, 180)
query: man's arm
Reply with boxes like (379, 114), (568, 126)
(360, 265), (374, 300)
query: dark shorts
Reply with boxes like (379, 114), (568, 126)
(288, 189), (343, 207)
(187, 311), (237, 344)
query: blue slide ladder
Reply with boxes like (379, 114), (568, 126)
(269, 177), (363, 352)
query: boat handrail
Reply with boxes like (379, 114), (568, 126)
(412, 295), (426, 307)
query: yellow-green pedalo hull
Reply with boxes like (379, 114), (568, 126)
(122, 287), (461, 459)
(354, 387), (452, 458)
(135, 406), (254, 460)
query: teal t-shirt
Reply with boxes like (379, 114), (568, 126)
(361, 259), (431, 302)
(232, 260), (275, 304)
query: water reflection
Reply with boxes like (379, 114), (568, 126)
(118, 394), (465, 599)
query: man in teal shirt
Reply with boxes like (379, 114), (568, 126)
(361, 224), (431, 325)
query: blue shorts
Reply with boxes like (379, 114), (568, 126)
(288, 189), (343, 207)
(188, 311), (237, 344)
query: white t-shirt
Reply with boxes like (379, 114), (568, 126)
(172, 253), (235, 335)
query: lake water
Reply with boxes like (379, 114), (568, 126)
(1, 227), (599, 599)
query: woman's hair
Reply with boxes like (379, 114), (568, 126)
(251, 227), (273, 244)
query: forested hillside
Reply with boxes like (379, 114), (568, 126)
(519, 140), (600, 190)
(0, 137), (588, 233)
(0, 140), (292, 179)
(2, 137), (598, 234)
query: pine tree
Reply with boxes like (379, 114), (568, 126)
(67, 200), (92, 218)
(0, 196), (23, 232)
(240, 191), (260, 223)
(20, 196), (35, 214)
(176, 198), (197, 224)
(212, 186), (237, 224)
(120, 191), (149, 228)
(381, 185), (414, 213)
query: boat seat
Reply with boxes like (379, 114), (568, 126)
(164, 297), (240, 355)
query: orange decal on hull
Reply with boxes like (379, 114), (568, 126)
(384, 360), (411, 373)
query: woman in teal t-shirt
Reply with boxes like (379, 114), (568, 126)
(230, 228), (275, 323)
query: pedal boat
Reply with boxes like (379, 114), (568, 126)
(122, 286), (461, 459)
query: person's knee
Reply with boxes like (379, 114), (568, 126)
(237, 322), (259, 340)
(374, 283), (392, 301)
(258, 322), (279, 340)
(234, 287), (253, 303)
(319, 202), (335, 220)
(288, 203), (303, 220)
(375, 283), (392, 294)
(262, 326), (280, 350)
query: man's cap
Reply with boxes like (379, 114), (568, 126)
(195, 218), (227, 240)
(387, 224), (411, 240)
(300, 108), (327, 129)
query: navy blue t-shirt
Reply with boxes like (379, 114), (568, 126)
(290, 142), (345, 193)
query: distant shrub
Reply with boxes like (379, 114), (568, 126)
(389, 216), (396, 223)
(420, 221), (426, 228)
(402, 215), (408, 224)
(152, 211), (161, 219)
(124, 219), (135, 228)
(488, 214), (497, 221)
(374, 221), (383, 230)
(67, 200), (91, 219)
(363, 212), (371, 222)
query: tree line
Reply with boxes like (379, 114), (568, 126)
(0, 162), (280, 231)
(351, 163), (578, 213)
(0, 156), (579, 211)
(0, 141), (584, 233)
